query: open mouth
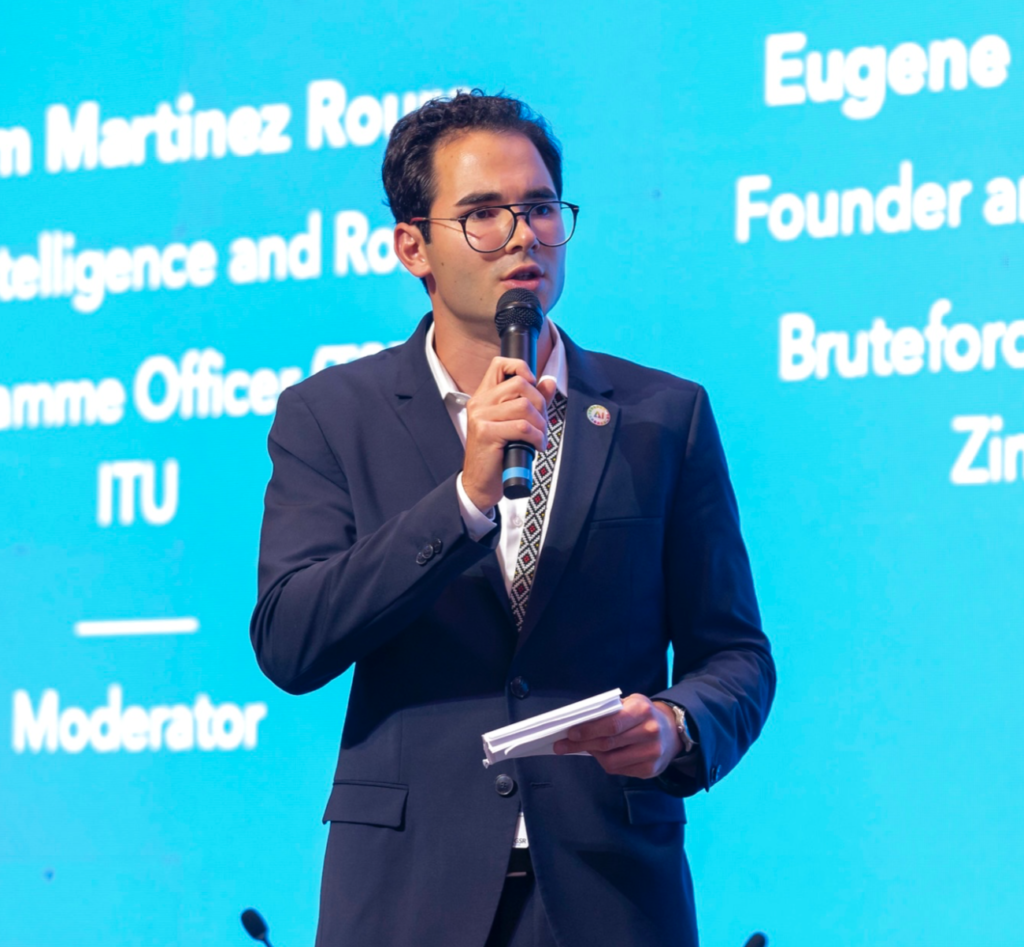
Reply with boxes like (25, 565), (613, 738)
(503, 266), (543, 283)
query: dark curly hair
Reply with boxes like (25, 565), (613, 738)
(382, 89), (563, 243)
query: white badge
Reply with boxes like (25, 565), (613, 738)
(513, 810), (530, 849)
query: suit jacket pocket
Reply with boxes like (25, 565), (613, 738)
(322, 781), (408, 829)
(624, 789), (686, 826)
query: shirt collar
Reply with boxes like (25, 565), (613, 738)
(424, 318), (569, 408)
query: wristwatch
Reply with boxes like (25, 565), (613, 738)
(665, 702), (696, 754)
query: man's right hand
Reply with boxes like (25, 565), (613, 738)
(462, 357), (557, 512)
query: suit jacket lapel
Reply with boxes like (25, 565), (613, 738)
(391, 313), (465, 486)
(516, 332), (618, 649)
(392, 314), (516, 625)
(480, 553), (516, 626)
(389, 317), (617, 638)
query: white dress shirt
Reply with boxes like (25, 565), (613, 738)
(425, 321), (569, 852)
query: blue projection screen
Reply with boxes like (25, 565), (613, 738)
(3, 3), (1023, 945)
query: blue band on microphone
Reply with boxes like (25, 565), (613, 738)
(502, 467), (532, 482)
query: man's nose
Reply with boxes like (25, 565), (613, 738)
(506, 212), (540, 252)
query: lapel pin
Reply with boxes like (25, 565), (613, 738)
(586, 404), (611, 427)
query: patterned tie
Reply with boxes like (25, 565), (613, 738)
(509, 391), (568, 631)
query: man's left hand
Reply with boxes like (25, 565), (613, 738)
(552, 694), (684, 778)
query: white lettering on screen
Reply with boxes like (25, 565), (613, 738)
(765, 32), (1010, 119)
(12, 685), (268, 754)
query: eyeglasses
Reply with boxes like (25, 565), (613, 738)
(410, 201), (579, 253)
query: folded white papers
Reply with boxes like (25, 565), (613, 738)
(481, 688), (623, 768)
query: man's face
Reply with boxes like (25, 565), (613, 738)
(412, 129), (567, 334)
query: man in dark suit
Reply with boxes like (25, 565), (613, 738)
(251, 91), (774, 947)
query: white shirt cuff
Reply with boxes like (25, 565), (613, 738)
(456, 472), (497, 541)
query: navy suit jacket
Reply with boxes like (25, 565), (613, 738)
(250, 314), (774, 947)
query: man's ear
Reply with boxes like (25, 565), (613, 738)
(394, 222), (432, 280)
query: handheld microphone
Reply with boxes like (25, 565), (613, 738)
(495, 288), (545, 500)
(241, 908), (275, 947)
(742, 933), (768, 947)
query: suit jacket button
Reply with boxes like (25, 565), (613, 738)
(710, 764), (721, 783)
(495, 774), (516, 796)
(431, 538), (443, 554)
(509, 676), (530, 699)
(416, 544), (434, 565)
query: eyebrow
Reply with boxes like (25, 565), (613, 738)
(453, 186), (557, 208)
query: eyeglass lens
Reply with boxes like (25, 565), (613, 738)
(463, 203), (576, 252)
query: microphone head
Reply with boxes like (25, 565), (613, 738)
(495, 288), (544, 335)
(743, 934), (768, 947)
(241, 908), (268, 941)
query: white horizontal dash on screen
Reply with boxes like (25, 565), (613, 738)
(73, 618), (200, 637)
